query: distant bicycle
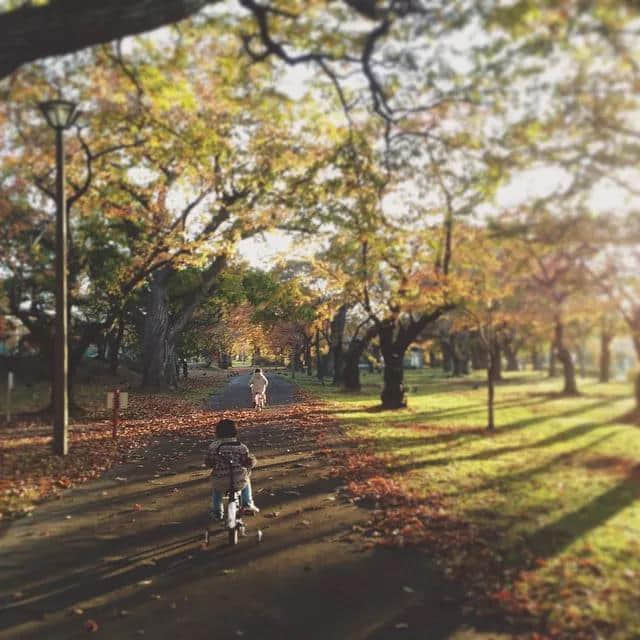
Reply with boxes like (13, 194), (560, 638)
(253, 391), (266, 411)
(249, 368), (268, 412)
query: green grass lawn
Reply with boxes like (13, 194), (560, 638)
(296, 368), (640, 638)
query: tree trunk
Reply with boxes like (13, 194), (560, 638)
(452, 352), (464, 376)
(381, 352), (406, 408)
(599, 329), (612, 383)
(343, 353), (361, 391)
(378, 308), (450, 409)
(429, 349), (438, 368)
(575, 344), (586, 378)
(455, 332), (470, 375)
(0, 0), (214, 80)
(67, 358), (82, 414)
(96, 334), (107, 360)
(321, 353), (331, 380)
(490, 342), (503, 382)
(66, 323), (102, 413)
(371, 344), (381, 370)
(305, 339), (313, 377)
(315, 329), (323, 380)
(23, 316), (96, 414)
(504, 341), (519, 371)
(487, 337), (496, 430)
(531, 346), (542, 371)
(470, 337), (488, 371)
(452, 333), (470, 376)
(108, 316), (125, 374)
(548, 340), (556, 377)
(330, 305), (348, 385)
(141, 256), (226, 388)
(555, 320), (578, 395)
(343, 325), (377, 392)
(441, 338), (453, 375)
(630, 323), (640, 411)
(141, 268), (178, 388)
(379, 324), (407, 409)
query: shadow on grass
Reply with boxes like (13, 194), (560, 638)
(322, 394), (549, 421)
(453, 432), (617, 498)
(524, 468), (640, 561)
(390, 416), (616, 476)
(611, 408), (640, 426)
(351, 396), (619, 461)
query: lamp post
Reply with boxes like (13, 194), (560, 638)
(38, 99), (79, 456)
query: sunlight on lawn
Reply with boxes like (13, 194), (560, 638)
(297, 369), (640, 637)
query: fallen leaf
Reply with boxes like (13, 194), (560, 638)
(85, 619), (99, 632)
(103, 556), (124, 563)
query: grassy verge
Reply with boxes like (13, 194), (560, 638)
(0, 360), (230, 416)
(295, 368), (640, 639)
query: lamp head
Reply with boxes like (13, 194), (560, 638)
(38, 99), (79, 130)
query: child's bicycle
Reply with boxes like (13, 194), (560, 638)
(204, 445), (248, 546)
(251, 389), (266, 411)
(204, 486), (246, 546)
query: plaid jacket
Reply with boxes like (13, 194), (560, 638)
(204, 437), (257, 492)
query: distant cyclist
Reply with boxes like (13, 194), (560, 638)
(249, 368), (268, 408)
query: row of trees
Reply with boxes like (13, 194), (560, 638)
(1, 19), (335, 401)
(0, 1), (638, 427)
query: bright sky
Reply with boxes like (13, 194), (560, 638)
(238, 164), (638, 269)
(238, 231), (299, 268)
(118, 7), (640, 269)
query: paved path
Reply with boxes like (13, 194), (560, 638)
(0, 373), (506, 640)
(208, 371), (295, 410)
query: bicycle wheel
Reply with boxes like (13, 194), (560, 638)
(228, 527), (238, 545)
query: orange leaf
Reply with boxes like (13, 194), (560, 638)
(85, 619), (99, 632)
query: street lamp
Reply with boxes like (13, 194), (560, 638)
(38, 99), (79, 456)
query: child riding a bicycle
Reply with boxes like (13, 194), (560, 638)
(204, 419), (260, 519)
(249, 368), (268, 409)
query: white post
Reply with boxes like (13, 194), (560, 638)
(6, 371), (14, 423)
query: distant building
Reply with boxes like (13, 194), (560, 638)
(612, 336), (636, 380)
(405, 346), (425, 369)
